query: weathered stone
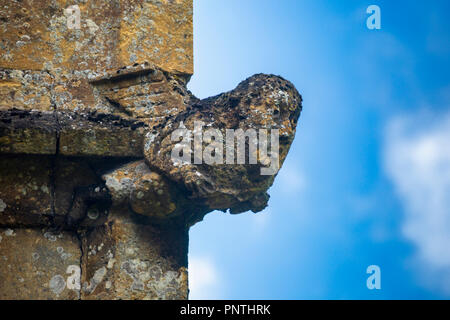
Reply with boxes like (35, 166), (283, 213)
(90, 63), (191, 127)
(58, 112), (147, 157)
(80, 209), (188, 300)
(144, 74), (302, 219)
(0, 110), (57, 155)
(0, 156), (53, 227)
(0, 227), (81, 300)
(0, 0), (193, 115)
(54, 157), (112, 228)
(103, 160), (184, 219)
(0, 70), (54, 112)
(0, 110), (147, 157)
(0, 1), (193, 73)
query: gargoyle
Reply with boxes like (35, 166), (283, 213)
(99, 64), (302, 226)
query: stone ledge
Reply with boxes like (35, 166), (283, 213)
(0, 110), (147, 157)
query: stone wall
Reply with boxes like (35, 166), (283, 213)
(0, 0), (193, 300)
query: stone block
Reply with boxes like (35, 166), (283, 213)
(0, 227), (81, 300)
(80, 210), (188, 300)
(0, 156), (53, 227)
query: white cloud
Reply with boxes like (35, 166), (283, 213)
(384, 110), (450, 293)
(188, 256), (222, 299)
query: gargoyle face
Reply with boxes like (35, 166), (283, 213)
(141, 73), (302, 224)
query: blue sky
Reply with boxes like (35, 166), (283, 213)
(187, 0), (450, 299)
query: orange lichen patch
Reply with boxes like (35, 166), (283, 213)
(0, 0), (56, 70)
(118, 0), (193, 75)
(1, 0), (193, 114)
(0, 81), (21, 87)
(0, 71), (54, 111)
(1, 0), (192, 74)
